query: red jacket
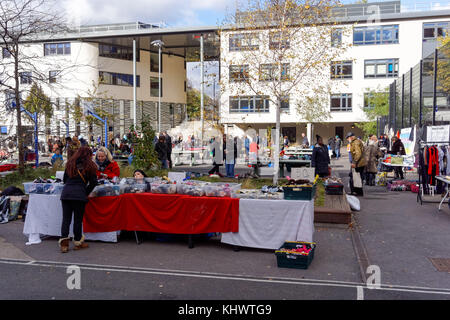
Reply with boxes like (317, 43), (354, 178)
(96, 161), (120, 179)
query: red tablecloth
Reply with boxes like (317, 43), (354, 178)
(83, 193), (239, 234)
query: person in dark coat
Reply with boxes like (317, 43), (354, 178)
(164, 131), (173, 169)
(155, 135), (169, 169)
(390, 136), (406, 179)
(312, 135), (330, 178)
(59, 146), (98, 253)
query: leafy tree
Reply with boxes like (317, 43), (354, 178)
(23, 83), (52, 139)
(129, 116), (160, 171)
(437, 35), (450, 94)
(220, 0), (350, 184)
(356, 88), (389, 138)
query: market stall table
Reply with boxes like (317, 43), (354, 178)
(23, 194), (118, 245)
(435, 176), (450, 211)
(221, 198), (314, 250)
(84, 192), (240, 247)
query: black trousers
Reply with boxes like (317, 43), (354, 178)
(61, 200), (86, 241)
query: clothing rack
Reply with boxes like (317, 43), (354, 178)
(417, 140), (450, 205)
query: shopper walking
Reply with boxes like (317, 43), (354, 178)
(347, 132), (367, 196)
(364, 135), (382, 186)
(164, 131), (173, 169)
(312, 135), (330, 178)
(224, 135), (238, 178)
(335, 135), (342, 159)
(155, 135), (169, 169)
(390, 136), (406, 180)
(59, 146), (98, 253)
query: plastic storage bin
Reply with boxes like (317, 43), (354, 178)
(324, 183), (344, 195)
(282, 184), (316, 200)
(120, 183), (148, 194)
(275, 241), (316, 269)
(203, 183), (241, 197)
(91, 184), (120, 197)
(150, 181), (177, 194)
(23, 182), (65, 194)
(176, 181), (207, 197)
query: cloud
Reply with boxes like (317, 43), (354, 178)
(60, 0), (232, 27)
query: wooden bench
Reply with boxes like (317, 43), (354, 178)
(314, 192), (352, 224)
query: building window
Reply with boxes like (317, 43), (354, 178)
(150, 52), (162, 73)
(4, 91), (18, 111)
(269, 31), (290, 49)
(280, 96), (289, 112)
(229, 65), (249, 82)
(99, 44), (139, 61)
(331, 94), (352, 112)
(20, 72), (32, 84)
(353, 25), (399, 45)
(331, 61), (352, 79)
(2, 47), (11, 59)
(150, 77), (162, 97)
(0, 126), (7, 135)
(229, 96), (270, 113)
(229, 33), (259, 52)
(423, 22), (449, 41)
(260, 63), (290, 81)
(99, 71), (140, 87)
(363, 92), (375, 109)
(364, 59), (399, 78)
(331, 28), (342, 47)
(44, 43), (71, 56)
(49, 70), (60, 84)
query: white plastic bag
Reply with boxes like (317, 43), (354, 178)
(346, 194), (361, 211)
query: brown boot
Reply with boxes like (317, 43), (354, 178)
(58, 237), (70, 253)
(73, 235), (89, 250)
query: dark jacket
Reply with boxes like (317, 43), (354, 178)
(312, 144), (330, 175)
(390, 139), (406, 155)
(61, 162), (97, 202)
(155, 141), (168, 161)
(166, 135), (172, 153)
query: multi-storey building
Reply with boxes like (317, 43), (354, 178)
(219, 1), (450, 145)
(0, 22), (219, 147)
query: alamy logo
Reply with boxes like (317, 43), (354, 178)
(366, 5), (381, 24)
(66, 265), (81, 290)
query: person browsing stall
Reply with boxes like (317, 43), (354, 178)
(95, 146), (120, 179)
(311, 135), (330, 178)
(59, 146), (98, 253)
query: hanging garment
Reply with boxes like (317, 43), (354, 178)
(427, 146), (440, 185)
(438, 147), (445, 175)
(419, 148), (429, 195)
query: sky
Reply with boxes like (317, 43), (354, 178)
(57, 0), (450, 97)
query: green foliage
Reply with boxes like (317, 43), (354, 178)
(357, 88), (389, 138)
(129, 116), (160, 171)
(438, 36), (450, 94)
(186, 86), (213, 120)
(23, 83), (53, 120)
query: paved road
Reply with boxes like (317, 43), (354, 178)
(1, 153), (450, 306)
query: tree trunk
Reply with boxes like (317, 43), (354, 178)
(14, 48), (24, 173)
(273, 99), (281, 185)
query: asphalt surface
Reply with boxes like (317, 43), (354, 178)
(1, 153), (450, 306)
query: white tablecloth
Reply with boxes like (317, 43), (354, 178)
(23, 194), (118, 244)
(221, 198), (314, 250)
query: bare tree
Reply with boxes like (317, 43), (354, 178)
(220, 0), (351, 184)
(0, 0), (72, 171)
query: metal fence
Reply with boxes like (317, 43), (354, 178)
(386, 46), (450, 135)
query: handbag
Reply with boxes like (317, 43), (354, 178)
(352, 168), (363, 188)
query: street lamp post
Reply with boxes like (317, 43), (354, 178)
(151, 40), (165, 134)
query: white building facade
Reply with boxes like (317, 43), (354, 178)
(219, 1), (450, 145)
(0, 23), (192, 147)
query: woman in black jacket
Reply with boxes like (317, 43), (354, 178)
(312, 135), (330, 178)
(59, 146), (98, 253)
(154, 135), (169, 169)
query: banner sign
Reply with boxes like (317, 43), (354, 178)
(426, 125), (450, 143)
(400, 127), (415, 156)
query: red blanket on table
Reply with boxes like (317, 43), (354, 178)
(83, 193), (239, 234)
